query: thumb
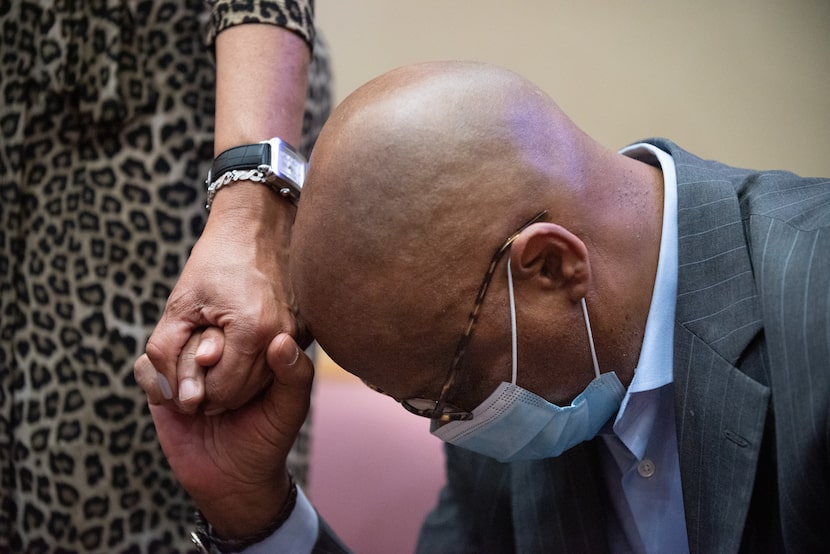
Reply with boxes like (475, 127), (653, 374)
(265, 333), (315, 432)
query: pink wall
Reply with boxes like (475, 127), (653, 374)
(308, 377), (446, 553)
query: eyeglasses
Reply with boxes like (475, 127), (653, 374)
(396, 210), (549, 422)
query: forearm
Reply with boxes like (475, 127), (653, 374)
(214, 24), (310, 153)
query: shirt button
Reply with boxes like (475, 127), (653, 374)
(637, 458), (656, 478)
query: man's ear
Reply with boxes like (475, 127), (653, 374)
(509, 222), (590, 301)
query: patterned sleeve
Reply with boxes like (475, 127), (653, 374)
(206, 0), (316, 49)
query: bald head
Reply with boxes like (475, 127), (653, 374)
(290, 61), (656, 395)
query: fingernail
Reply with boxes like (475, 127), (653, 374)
(196, 338), (212, 358)
(157, 372), (173, 400)
(179, 378), (199, 402)
(281, 339), (300, 366)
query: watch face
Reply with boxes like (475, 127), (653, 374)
(275, 146), (306, 187)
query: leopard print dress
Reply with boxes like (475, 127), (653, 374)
(0, 1), (331, 551)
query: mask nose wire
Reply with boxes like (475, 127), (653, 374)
(507, 256), (519, 385)
(581, 297), (601, 379)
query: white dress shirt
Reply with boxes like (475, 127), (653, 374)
(597, 143), (689, 553)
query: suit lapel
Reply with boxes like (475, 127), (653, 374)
(658, 140), (771, 552)
(672, 325), (769, 552)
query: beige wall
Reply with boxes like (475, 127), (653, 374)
(317, 0), (829, 177)
(313, 1), (828, 379)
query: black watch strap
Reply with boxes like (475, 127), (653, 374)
(212, 143), (272, 176)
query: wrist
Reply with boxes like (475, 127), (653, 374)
(204, 183), (295, 240)
(192, 473), (296, 552)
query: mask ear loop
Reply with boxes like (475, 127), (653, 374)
(581, 298), (601, 379)
(507, 257), (519, 385)
(509, 258), (601, 382)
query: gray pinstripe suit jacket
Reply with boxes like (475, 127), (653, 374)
(316, 140), (830, 553)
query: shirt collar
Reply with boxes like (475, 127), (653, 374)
(610, 143), (679, 448)
(618, 143), (679, 393)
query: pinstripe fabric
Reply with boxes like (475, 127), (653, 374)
(743, 190), (830, 551)
(654, 138), (830, 553)
(510, 444), (609, 553)
(668, 143), (770, 553)
(314, 141), (829, 553)
(416, 442), (610, 553)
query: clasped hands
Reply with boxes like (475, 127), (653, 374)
(133, 200), (313, 538)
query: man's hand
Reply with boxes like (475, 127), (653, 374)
(135, 331), (314, 538)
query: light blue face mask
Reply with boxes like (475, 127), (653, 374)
(431, 256), (625, 462)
